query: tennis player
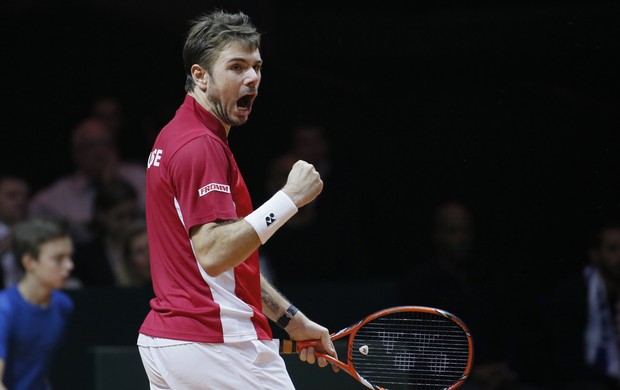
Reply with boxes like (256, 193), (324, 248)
(137, 9), (338, 389)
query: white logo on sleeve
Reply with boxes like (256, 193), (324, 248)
(198, 183), (231, 197)
(147, 149), (163, 169)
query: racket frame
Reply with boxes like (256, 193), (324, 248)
(279, 305), (474, 390)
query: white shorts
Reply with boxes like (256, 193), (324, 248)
(137, 334), (295, 390)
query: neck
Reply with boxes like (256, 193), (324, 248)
(18, 277), (53, 307)
(188, 91), (231, 136)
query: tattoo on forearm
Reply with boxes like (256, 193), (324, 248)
(261, 287), (280, 314)
(217, 218), (240, 226)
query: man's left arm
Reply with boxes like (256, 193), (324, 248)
(260, 274), (339, 371)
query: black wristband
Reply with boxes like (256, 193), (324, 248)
(276, 305), (299, 328)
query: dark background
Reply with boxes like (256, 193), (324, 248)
(3, 0), (618, 287)
(1, 0), (619, 387)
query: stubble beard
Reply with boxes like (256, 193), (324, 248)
(207, 87), (247, 127)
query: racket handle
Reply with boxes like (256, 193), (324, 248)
(278, 339), (321, 354)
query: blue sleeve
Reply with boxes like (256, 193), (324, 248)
(0, 292), (12, 359)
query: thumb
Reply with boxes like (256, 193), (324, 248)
(321, 333), (340, 373)
(321, 333), (336, 356)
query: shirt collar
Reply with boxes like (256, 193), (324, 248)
(184, 94), (227, 143)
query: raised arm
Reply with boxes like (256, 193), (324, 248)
(191, 160), (322, 277)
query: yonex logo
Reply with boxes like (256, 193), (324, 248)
(198, 183), (231, 197)
(265, 213), (276, 226)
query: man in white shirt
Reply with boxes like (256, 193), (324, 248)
(29, 117), (146, 244)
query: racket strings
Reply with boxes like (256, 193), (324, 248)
(351, 311), (471, 389)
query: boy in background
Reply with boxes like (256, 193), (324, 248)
(0, 218), (74, 390)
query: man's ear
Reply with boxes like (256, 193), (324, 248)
(22, 253), (36, 271)
(191, 64), (209, 91)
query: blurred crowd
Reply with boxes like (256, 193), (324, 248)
(1, 96), (153, 291)
(1, 95), (620, 390)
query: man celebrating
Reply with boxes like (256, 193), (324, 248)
(137, 9), (338, 389)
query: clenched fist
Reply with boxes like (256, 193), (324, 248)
(281, 160), (323, 208)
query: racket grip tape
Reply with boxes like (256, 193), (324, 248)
(279, 340), (297, 354)
(279, 338), (322, 354)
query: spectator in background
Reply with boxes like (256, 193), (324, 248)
(257, 153), (309, 283)
(287, 123), (350, 222)
(29, 117), (146, 244)
(0, 218), (74, 390)
(139, 97), (178, 156)
(0, 173), (30, 288)
(90, 95), (125, 141)
(122, 222), (151, 287)
(289, 124), (331, 180)
(397, 200), (522, 390)
(537, 216), (620, 389)
(259, 123), (366, 282)
(72, 177), (142, 287)
(90, 94), (152, 164)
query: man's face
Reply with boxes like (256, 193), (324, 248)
(96, 198), (138, 241)
(71, 119), (117, 180)
(593, 228), (620, 283)
(205, 42), (261, 126)
(28, 236), (74, 290)
(433, 204), (474, 262)
(0, 178), (30, 225)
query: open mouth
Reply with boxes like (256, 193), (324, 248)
(237, 94), (254, 111)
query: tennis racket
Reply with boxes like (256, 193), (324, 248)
(279, 306), (474, 390)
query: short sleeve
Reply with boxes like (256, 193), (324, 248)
(168, 135), (238, 233)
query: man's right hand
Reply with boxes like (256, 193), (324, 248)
(281, 160), (323, 208)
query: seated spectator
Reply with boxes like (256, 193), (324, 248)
(90, 94), (149, 163)
(72, 178), (142, 287)
(397, 200), (522, 390)
(122, 222), (151, 287)
(0, 173), (30, 288)
(258, 122), (366, 282)
(0, 218), (75, 390)
(29, 117), (146, 244)
(90, 95), (124, 141)
(537, 216), (620, 389)
(256, 154), (304, 283)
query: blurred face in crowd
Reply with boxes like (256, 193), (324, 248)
(591, 227), (620, 285)
(92, 97), (123, 137)
(24, 236), (74, 290)
(96, 198), (139, 241)
(0, 177), (30, 225)
(433, 202), (474, 264)
(291, 126), (329, 168)
(128, 229), (151, 282)
(71, 119), (118, 181)
(266, 154), (297, 194)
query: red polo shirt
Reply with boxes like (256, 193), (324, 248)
(139, 95), (271, 343)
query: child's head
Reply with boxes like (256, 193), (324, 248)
(13, 218), (74, 289)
